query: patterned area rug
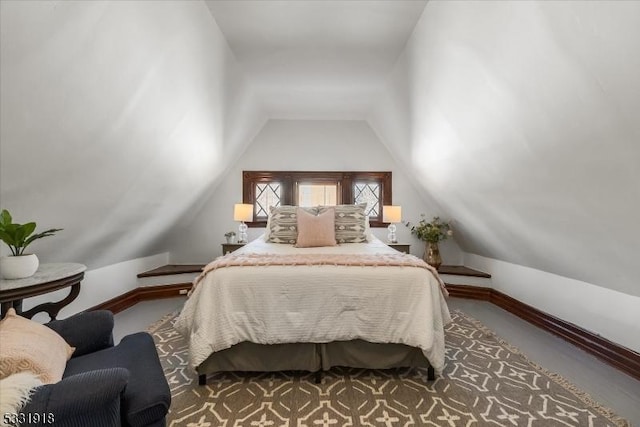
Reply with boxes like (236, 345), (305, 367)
(150, 310), (629, 426)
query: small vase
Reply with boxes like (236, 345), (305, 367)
(0, 254), (39, 279)
(424, 242), (442, 270)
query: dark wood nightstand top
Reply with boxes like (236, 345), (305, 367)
(137, 264), (204, 277)
(387, 243), (410, 254)
(222, 243), (246, 254)
(437, 265), (491, 278)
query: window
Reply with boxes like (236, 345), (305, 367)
(242, 171), (392, 227)
(354, 182), (381, 217)
(255, 182), (282, 218)
(297, 183), (337, 207)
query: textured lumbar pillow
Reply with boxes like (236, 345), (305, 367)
(295, 207), (337, 248)
(0, 308), (74, 384)
(0, 372), (42, 422)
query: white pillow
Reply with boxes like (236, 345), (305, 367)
(0, 308), (75, 384)
(364, 216), (372, 241)
(263, 208), (272, 241)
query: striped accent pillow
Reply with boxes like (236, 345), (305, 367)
(319, 203), (368, 243)
(268, 206), (316, 244)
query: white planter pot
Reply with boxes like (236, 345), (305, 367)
(0, 254), (39, 279)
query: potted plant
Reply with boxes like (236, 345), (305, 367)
(0, 209), (63, 279)
(405, 215), (453, 270)
(224, 231), (236, 244)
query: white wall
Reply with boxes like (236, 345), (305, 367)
(0, 0), (261, 270)
(167, 119), (464, 263)
(465, 253), (640, 353)
(23, 253), (168, 322)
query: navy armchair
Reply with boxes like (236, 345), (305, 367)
(20, 310), (171, 427)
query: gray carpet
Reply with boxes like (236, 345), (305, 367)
(150, 310), (629, 426)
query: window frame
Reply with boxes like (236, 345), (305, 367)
(242, 171), (392, 227)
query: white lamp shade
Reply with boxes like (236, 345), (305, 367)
(382, 205), (402, 223)
(234, 203), (253, 222)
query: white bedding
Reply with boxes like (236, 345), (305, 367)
(175, 235), (451, 373)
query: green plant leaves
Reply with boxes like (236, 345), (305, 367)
(23, 228), (64, 251)
(0, 209), (12, 226)
(15, 222), (36, 245)
(0, 209), (62, 256)
(0, 230), (16, 246)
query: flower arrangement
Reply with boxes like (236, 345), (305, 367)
(405, 215), (452, 244)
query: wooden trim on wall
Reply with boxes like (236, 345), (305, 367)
(87, 283), (192, 314)
(445, 283), (492, 300)
(445, 284), (640, 381)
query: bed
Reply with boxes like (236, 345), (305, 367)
(174, 233), (452, 384)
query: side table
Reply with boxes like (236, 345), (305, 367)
(388, 243), (411, 254)
(0, 263), (86, 320)
(222, 243), (246, 255)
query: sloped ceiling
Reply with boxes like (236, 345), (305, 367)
(0, 1), (265, 268)
(370, 1), (640, 297)
(2, 1), (638, 299)
(204, 0), (427, 119)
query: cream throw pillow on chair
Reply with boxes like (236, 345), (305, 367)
(0, 308), (74, 384)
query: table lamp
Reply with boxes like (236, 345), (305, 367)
(234, 203), (253, 243)
(382, 205), (402, 243)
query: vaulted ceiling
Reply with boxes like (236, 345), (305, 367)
(205, 0), (427, 119)
(1, 1), (638, 299)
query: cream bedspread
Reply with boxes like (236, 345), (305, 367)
(174, 236), (452, 373)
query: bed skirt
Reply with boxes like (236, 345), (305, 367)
(196, 340), (433, 382)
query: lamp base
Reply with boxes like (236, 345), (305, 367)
(387, 224), (397, 244)
(238, 222), (248, 243)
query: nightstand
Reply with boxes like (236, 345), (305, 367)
(222, 243), (246, 255)
(388, 243), (410, 254)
